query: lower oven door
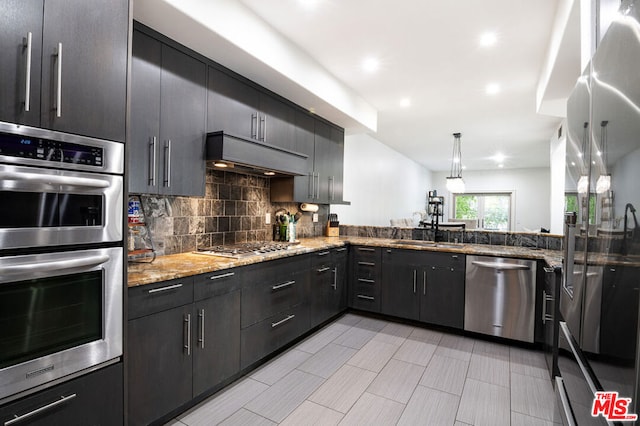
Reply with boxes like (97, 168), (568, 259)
(0, 247), (123, 400)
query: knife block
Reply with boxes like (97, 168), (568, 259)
(325, 223), (339, 237)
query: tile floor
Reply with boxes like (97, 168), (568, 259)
(164, 314), (558, 426)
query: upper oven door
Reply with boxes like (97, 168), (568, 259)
(0, 164), (122, 249)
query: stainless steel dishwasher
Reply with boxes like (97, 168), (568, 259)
(465, 255), (537, 342)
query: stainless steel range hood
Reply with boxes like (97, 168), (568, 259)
(206, 131), (308, 177)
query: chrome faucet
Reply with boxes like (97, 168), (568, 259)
(622, 203), (638, 255)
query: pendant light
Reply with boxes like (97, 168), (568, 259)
(446, 132), (465, 193)
(596, 120), (611, 193)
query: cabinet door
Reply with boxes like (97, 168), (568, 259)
(193, 291), (241, 397)
(128, 305), (193, 426)
(259, 93), (295, 150)
(0, 0), (43, 126)
(310, 251), (335, 327)
(327, 125), (345, 203)
(129, 30), (161, 194)
(600, 266), (639, 360)
(207, 67), (260, 138)
(332, 248), (349, 313)
(159, 44), (206, 196)
(292, 111), (316, 202)
(0, 363), (122, 426)
(41, 0), (128, 141)
(420, 266), (465, 329)
(312, 120), (332, 203)
(381, 262), (420, 321)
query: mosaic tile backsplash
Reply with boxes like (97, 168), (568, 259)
(135, 169), (329, 256)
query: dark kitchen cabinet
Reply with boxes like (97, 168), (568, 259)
(0, 363), (123, 426)
(310, 247), (349, 327)
(207, 67), (296, 150)
(1, 0), (128, 142)
(130, 28), (206, 196)
(381, 249), (465, 329)
(543, 264), (561, 379)
(350, 246), (382, 312)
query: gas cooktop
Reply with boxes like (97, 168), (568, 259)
(195, 241), (299, 259)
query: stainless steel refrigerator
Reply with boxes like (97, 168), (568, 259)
(558, 0), (640, 424)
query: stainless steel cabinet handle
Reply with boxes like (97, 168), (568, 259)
(209, 272), (235, 280)
(357, 295), (374, 300)
(149, 136), (157, 186)
(54, 43), (62, 117)
(413, 269), (417, 293)
(0, 255), (109, 276)
(23, 32), (33, 112)
(308, 172), (314, 198)
(358, 248), (375, 252)
(251, 113), (258, 139)
(272, 314), (295, 328)
(4, 394), (77, 426)
(164, 139), (171, 187)
(272, 280), (295, 290)
(358, 261), (375, 266)
(332, 266), (337, 289)
(317, 267), (331, 273)
(198, 309), (205, 349)
(317, 251), (330, 256)
(148, 283), (183, 294)
(335, 247), (347, 252)
(315, 172), (320, 199)
(184, 314), (191, 356)
(543, 266), (555, 273)
(423, 270), (427, 295)
(471, 261), (530, 271)
(358, 278), (375, 284)
(0, 170), (110, 189)
(542, 290), (548, 323)
(260, 115), (267, 142)
(329, 176), (335, 201)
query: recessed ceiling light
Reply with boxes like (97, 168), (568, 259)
(213, 162), (228, 168)
(400, 98), (411, 108)
(264, 171), (276, 176)
(479, 32), (497, 47)
(493, 152), (506, 162)
(362, 57), (380, 73)
(486, 83), (501, 95)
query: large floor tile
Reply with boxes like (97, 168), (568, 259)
(510, 347), (549, 379)
(309, 365), (377, 413)
(354, 316), (389, 332)
(467, 352), (510, 388)
(397, 385), (460, 426)
(346, 339), (399, 373)
(217, 408), (275, 426)
(297, 343), (357, 378)
(372, 322), (414, 346)
(511, 411), (556, 426)
(473, 339), (511, 360)
(279, 401), (343, 426)
(366, 359), (425, 404)
(334, 313), (365, 327)
(393, 339), (437, 366)
(338, 392), (405, 426)
(295, 324), (349, 354)
(407, 327), (443, 344)
(435, 334), (474, 362)
(332, 325), (377, 350)
(244, 370), (324, 423)
(420, 354), (469, 396)
(511, 372), (556, 421)
(250, 348), (311, 385)
(457, 378), (511, 426)
(177, 378), (268, 426)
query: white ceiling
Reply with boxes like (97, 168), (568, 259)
(135, 0), (579, 172)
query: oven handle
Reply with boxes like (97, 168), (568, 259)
(0, 171), (110, 188)
(471, 261), (530, 271)
(0, 255), (109, 276)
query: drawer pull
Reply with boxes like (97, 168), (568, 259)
(271, 314), (295, 328)
(358, 261), (375, 266)
(358, 247), (375, 252)
(209, 272), (235, 280)
(358, 278), (375, 284)
(357, 295), (375, 300)
(272, 280), (295, 290)
(317, 267), (331, 273)
(543, 266), (555, 273)
(317, 251), (330, 256)
(332, 267), (338, 289)
(335, 247), (347, 252)
(148, 283), (183, 294)
(5, 394), (77, 426)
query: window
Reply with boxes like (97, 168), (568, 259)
(565, 193), (596, 225)
(453, 193), (512, 231)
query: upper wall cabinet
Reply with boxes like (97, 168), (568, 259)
(207, 67), (296, 151)
(0, 0), (128, 142)
(129, 29), (206, 196)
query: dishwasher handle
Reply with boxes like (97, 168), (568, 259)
(471, 260), (531, 271)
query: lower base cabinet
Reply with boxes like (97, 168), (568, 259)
(0, 363), (123, 426)
(310, 247), (348, 327)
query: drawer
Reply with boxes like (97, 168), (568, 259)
(240, 304), (308, 369)
(311, 249), (333, 269)
(428, 252), (465, 271)
(354, 260), (379, 282)
(128, 277), (194, 320)
(241, 269), (309, 328)
(194, 267), (245, 301)
(244, 255), (310, 285)
(352, 246), (380, 264)
(351, 291), (381, 312)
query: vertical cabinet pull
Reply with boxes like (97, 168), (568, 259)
(164, 139), (172, 187)
(54, 43), (63, 117)
(413, 269), (417, 293)
(423, 270), (427, 295)
(329, 176), (335, 201)
(260, 115), (267, 142)
(198, 309), (205, 349)
(332, 266), (338, 290)
(315, 172), (320, 199)
(308, 172), (314, 199)
(23, 32), (33, 112)
(251, 112), (258, 139)
(4, 394), (77, 426)
(184, 314), (191, 355)
(149, 136), (157, 186)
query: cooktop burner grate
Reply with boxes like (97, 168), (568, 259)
(195, 241), (298, 258)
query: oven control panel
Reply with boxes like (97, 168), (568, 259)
(0, 132), (104, 167)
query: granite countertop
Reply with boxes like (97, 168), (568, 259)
(128, 236), (564, 287)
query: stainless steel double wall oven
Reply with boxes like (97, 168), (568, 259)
(0, 121), (124, 401)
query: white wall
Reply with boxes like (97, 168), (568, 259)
(431, 168), (551, 232)
(550, 122), (567, 234)
(331, 133), (432, 226)
(611, 148), (640, 226)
